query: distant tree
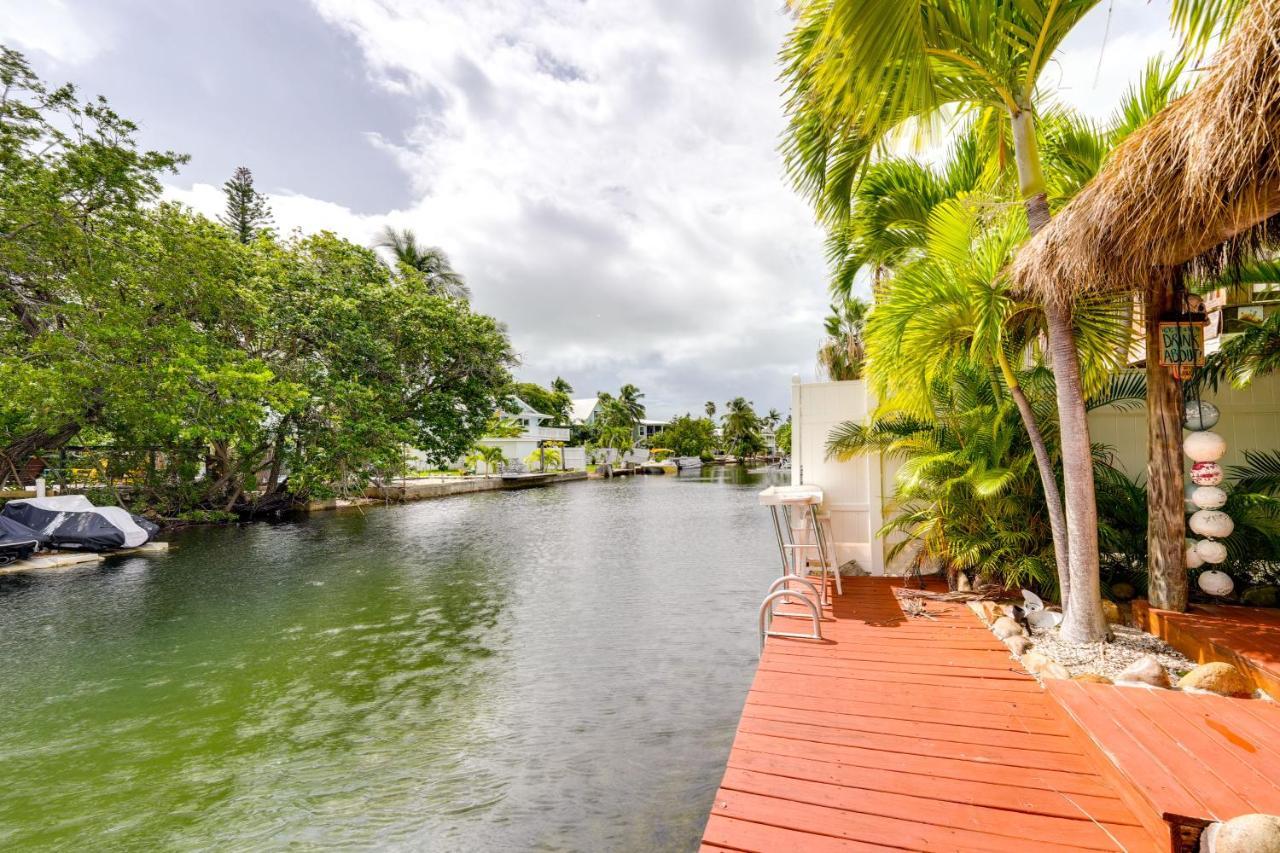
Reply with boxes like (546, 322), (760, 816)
(704, 401), (716, 418)
(375, 226), (470, 300)
(513, 382), (570, 425)
(618, 384), (646, 423)
(218, 166), (273, 244)
(722, 397), (764, 458)
(551, 376), (574, 396)
(765, 408), (782, 430)
(817, 297), (868, 381)
(776, 420), (792, 455)
(663, 414), (718, 458)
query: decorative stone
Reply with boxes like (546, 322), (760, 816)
(1184, 430), (1227, 463)
(1041, 660), (1070, 679)
(1183, 400), (1221, 431)
(1101, 600), (1122, 625)
(1003, 635), (1033, 655)
(1111, 582), (1136, 601)
(1072, 673), (1114, 685)
(1114, 654), (1171, 689)
(1191, 461), (1225, 486)
(1020, 651), (1051, 673)
(1190, 509), (1235, 539)
(1242, 586), (1279, 607)
(955, 572), (971, 592)
(1186, 541), (1206, 569)
(1192, 485), (1228, 510)
(1198, 569), (1235, 597)
(1196, 539), (1229, 564)
(1178, 662), (1253, 697)
(1208, 813), (1280, 853)
(991, 616), (1026, 640)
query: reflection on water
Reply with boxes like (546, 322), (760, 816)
(0, 466), (783, 850)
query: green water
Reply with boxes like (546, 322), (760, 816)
(0, 467), (783, 851)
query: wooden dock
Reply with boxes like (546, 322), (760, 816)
(702, 578), (1159, 852)
(1133, 599), (1280, 698)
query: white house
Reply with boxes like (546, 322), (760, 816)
(475, 397), (572, 472)
(570, 397), (603, 426)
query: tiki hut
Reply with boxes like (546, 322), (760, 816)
(1009, 0), (1280, 613)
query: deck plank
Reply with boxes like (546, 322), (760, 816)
(702, 577), (1162, 851)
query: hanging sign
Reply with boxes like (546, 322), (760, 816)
(1158, 320), (1205, 379)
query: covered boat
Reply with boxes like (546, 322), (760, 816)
(1, 495), (154, 551)
(0, 515), (42, 565)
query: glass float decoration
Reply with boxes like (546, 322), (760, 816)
(1191, 485), (1228, 510)
(1195, 539), (1229, 564)
(1197, 569), (1234, 597)
(1183, 400), (1220, 431)
(1190, 461), (1224, 486)
(1183, 430), (1227, 462)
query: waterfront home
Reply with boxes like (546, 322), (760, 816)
(475, 397), (572, 472)
(569, 397), (603, 427)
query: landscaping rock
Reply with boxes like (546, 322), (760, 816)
(1101, 600), (1122, 625)
(955, 572), (971, 592)
(1207, 813), (1280, 853)
(1020, 651), (1070, 679)
(1003, 635), (1033, 655)
(1072, 673), (1114, 685)
(977, 601), (1000, 623)
(991, 616), (1026, 640)
(1177, 662), (1253, 697)
(1111, 582), (1136, 601)
(1114, 654), (1171, 689)
(1242, 586), (1279, 608)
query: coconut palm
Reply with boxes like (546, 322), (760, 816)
(704, 401), (716, 418)
(465, 445), (505, 476)
(817, 297), (869, 381)
(722, 397), (764, 458)
(780, 0), (1226, 642)
(617, 384), (645, 424)
(375, 226), (470, 300)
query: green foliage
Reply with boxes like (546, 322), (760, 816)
(0, 49), (515, 508)
(523, 446), (561, 469)
(776, 421), (792, 455)
(662, 415), (717, 458)
(175, 509), (238, 524)
(374, 226), (470, 300)
(218, 166), (272, 243)
(513, 381), (571, 426)
(818, 297), (868, 381)
(1196, 305), (1280, 391)
(465, 445), (506, 475)
(721, 397), (764, 458)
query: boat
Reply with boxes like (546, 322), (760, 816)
(638, 458), (677, 474)
(0, 515), (42, 565)
(675, 456), (703, 471)
(1, 495), (156, 551)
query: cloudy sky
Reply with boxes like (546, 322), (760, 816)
(2, 0), (1177, 418)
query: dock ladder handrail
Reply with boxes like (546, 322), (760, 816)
(758, 589), (822, 653)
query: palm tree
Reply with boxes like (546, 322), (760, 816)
(551, 376), (573, 396)
(780, 0), (1225, 642)
(817, 297), (869, 381)
(722, 397), (764, 458)
(617, 384), (645, 424)
(704, 401), (716, 418)
(375, 226), (470, 300)
(465, 445), (505, 476)
(766, 408), (782, 430)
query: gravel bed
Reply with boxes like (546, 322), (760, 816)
(1027, 623), (1195, 679)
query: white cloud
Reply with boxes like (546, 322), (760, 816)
(0, 0), (106, 66)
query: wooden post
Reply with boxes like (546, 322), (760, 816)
(1146, 271), (1188, 612)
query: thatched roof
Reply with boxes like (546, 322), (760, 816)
(1011, 0), (1280, 304)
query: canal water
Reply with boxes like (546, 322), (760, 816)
(0, 466), (785, 851)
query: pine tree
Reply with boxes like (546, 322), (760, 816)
(218, 166), (272, 244)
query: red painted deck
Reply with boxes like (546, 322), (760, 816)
(1049, 678), (1280, 836)
(1133, 600), (1280, 699)
(701, 578), (1162, 852)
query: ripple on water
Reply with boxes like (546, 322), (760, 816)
(0, 468), (782, 850)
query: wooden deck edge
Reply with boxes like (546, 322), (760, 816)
(1043, 681), (1173, 852)
(1132, 600), (1280, 700)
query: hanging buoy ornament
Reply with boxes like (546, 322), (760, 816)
(1184, 430), (1227, 463)
(1186, 541), (1206, 569)
(1191, 486), (1228, 510)
(1197, 569), (1234, 597)
(1183, 401), (1221, 431)
(1190, 509), (1235, 539)
(1190, 461), (1224, 486)
(1195, 539), (1229, 564)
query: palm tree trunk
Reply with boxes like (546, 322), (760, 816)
(1146, 272), (1188, 611)
(1012, 104), (1108, 642)
(995, 350), (1070, 605)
